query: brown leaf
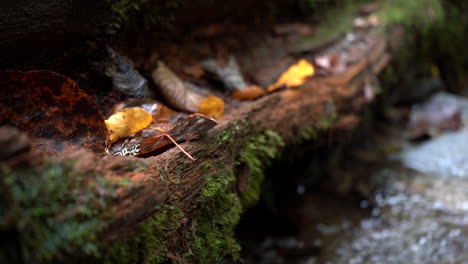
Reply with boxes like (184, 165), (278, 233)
(152, 61), (225, 118)
(136, 114), (217, 157)
(0, 70), (107, 155)
(182, 63), (205, 78)
(202, 56), (249, 91)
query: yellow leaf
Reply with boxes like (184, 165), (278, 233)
(198, 96), (225, 118)
(105, 107), (152, 144)
(268, 59), (315, 91)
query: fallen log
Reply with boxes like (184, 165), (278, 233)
(0, 0), (406, 260)
(0, 28), (391, 263)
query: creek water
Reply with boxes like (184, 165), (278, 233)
(239, 95), (468, 264)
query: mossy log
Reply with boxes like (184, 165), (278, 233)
(0, 27), (392, 263)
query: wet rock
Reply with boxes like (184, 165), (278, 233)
(400, 129), (468, 177)
(406, 92), (468, 139)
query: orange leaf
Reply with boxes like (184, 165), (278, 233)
(198, 96), (225, 118)
(232, 85), (266, 101)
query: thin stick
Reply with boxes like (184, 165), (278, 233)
(154, 128), (196, 162)
(162, 133), (197, 162)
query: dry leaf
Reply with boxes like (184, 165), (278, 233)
(232, 85), (266, 101)
(104, 100), (218, 160)
(105, 113), (217, 160)
(105, 107), (152, 144)
(202, 56), (248, 91)
(152, 61), (225, 118)
(108, 99), (179, 124)
(268, 59), (315, 91)
(198, 96), (225, 118)
(106, 46), (152, 99)
(182, 63), (205, 78)
(152, 61), (206, 112)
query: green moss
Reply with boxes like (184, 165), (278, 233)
(237, 130), (284, 208)
(104, 204), (183, 264)
(317, 101), (337, 130)
(380, 0), (445, 34)
(299, 101), (337, 142)
(104, 160), (244, 264)
(215, 120), (247, 145)
(0, 160), (118, 263)
(289, 0), (369, 53)
(187, 130), (284, 263)
(300, 125), (320, 141)
(108, 0), (182, 29)
(379, 0), (467, 91)
(192, 167), (242, 263)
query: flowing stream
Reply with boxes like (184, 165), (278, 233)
(239, 93), (468, 264)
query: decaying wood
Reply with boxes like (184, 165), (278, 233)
(56, 32), (390, 240)
(1, 29), (392, 255)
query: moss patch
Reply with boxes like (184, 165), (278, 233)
(379, 0), (467, 91)
(0, 160), (119, 263)
(105, 159), (247, 264)
(104, 204), (183, 264)
(380, 0), (445, 34)
(299, 100), (337, 142)
(191, 166), (242, 263)
(189, 130), (284, 263)
(215, 120), (247, 145)
(289, 0), (370, 53)
(237, 130), (285, 209)
(108, 0), (182, 29)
